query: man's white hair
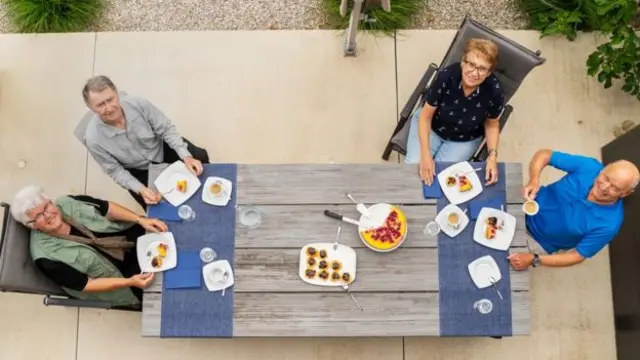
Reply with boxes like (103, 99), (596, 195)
(10, 185), (49, 226)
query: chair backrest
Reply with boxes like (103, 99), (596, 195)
(439, 15), (545, 104)
(0, 203), (66, 296)
(389, 15), (545, 155)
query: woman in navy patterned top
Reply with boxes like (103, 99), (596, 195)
(405, 39), (505, 186)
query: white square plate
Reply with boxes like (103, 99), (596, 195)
(202, 176), (233, 206)
(299, 243), (357, 287)
(473, 207), (517, 251)
(437, 161), (483, 205)
(154, 161), (202, 207)
(202, 259), (234, 292)
(434, 203), (469, 238)
(468, 255), (502, 289)
(136, 232), (178, 273)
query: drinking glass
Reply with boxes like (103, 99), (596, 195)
(473, 299), (493, 314)
(178, 204), (196, 221)
(240, 206), (262, 229)
(200, 247), (217, 263)
(423, 220), (440, 237)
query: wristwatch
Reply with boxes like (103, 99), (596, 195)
(532, 253), (540, 268)
(487, 149), (498, 158)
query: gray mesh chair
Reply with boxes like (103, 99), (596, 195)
(0, 204), (138, 310)
(382, 15), (545, 161)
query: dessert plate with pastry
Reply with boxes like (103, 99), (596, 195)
(437, 161), (483, 205)
(472, 207), (516, 251)
(202, 176), (233, 206)
(136, 232), (178, 273)
(154, 160), (202, 207)
(299, 243), (357, 287)
(434, 203), (469, 238)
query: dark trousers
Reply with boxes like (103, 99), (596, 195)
(126, 138), (209, 209)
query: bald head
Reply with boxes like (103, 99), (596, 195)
(605, 160), (640, 191)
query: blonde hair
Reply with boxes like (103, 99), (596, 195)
(464, 38), (499, 70)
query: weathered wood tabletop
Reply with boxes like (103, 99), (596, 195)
(142, 163), (530, 337)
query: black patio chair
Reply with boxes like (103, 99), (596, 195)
(0, 202), (138, 311)
(382, 15), (546, 162)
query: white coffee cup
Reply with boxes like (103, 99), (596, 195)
(210, 268), (224, 283)
(522, 200), (539, 216)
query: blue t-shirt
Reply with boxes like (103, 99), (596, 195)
(525, 151), (624, 258)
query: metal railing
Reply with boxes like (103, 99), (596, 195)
(340, 0), (391, 56)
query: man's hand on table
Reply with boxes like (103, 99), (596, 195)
(184, 156), (203, 176)
(508, 252), (534, 270)
(485, 156), (499, 185)
(129, 273), (155, 289)
(140, 187), (162, 204)
(138, 217), (168, 233)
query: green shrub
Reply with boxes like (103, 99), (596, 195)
(3, 0), (104, 33)
(323, 0), (423, 36)
(516, 0), (603, 40)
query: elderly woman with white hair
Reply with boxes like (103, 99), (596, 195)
(11, 185), (168, 308)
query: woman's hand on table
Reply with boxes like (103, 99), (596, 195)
(419, 154), (436, 186)
(507, 252), (533, 270)
(138, 217), (168, 233)
(485, 156), (499, 185)
(129, 273), (155, 289)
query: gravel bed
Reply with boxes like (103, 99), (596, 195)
(0, 0), (528, 33)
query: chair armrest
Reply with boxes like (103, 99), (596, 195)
(399, 63), (438, 120)
(43, 295), (114, 309)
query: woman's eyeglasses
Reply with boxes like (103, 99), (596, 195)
(462, 58), (490, 76)
(27, 201), (56, 225)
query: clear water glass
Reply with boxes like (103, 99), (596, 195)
(474, 299), (493, 314)
(240, 206), (262, 229)
(178, 204), (196, 221)
(200, 247), (217, 263)
(423, 221), (440, 237)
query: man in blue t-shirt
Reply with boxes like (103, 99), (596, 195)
(508, 149), (639, 270)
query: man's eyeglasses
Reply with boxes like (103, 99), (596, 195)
(463, 58), (490, 76)
(27, 201), (56, 225)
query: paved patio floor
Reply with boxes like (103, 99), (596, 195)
(0, 30), (635, 360)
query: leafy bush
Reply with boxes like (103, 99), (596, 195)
(3, 0), (104, 33)
(519, 0), (640, 100)
(323, 0), (423, 36)
(586, 1), (640, 99)
(516, 0), (602, 40)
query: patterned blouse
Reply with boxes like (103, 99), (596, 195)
(424, 63), (505, 142)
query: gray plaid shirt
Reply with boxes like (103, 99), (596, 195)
(83, 93), (191, 193)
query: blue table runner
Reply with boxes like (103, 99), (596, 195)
(160, 163), (237, 338)
(436, 162), (513, 336)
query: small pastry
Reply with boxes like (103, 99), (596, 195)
(331, 261), (341, 271)
(318, 270), (329, 280)
(319, 249), (327, 259)
(307, 257), (316, 267)
(342, 272), (351, 282)
(306, 247), (317, 257)
(305, 269), (316, 278)
(318, 260), (328, 270)
(331, 272), (341, 281)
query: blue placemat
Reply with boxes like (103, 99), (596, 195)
(421, 163), (451, 199)
(148, 201), (181, 221)
(164, 251), (202, 289)
(468, 196), (507, 220)
(469, 162), (506, 203)
(436, 162), (512, 337)
(160, 164), (237, 338)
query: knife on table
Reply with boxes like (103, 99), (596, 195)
(323, 210), (360, 226)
